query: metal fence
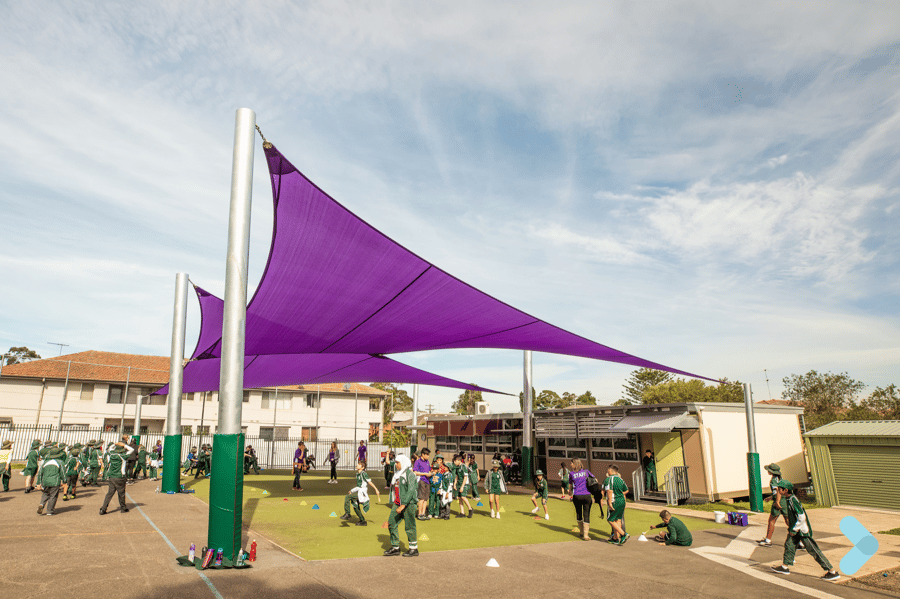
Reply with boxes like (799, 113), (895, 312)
(0, 425), (407, 471)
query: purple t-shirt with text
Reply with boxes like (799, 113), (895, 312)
(568, 469), (595, 496)
(413, 458), (431, 482)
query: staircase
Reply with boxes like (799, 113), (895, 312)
(632, 466), (690, 506)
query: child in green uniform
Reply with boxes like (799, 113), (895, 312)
(770, 480), (840, 580)
(558, 462), (571, 499)
(134, 445), (148, 480)
(36, 446), (65, 515)
(649, 510), (692, 546)
(340, 460), (381, 525)
(604, 464), (629, 544)
(453, 455), (473, 518)
(757, 463), (789, 547)
(530, 470), (550, 520)
(0, 440), (12, 492)
(485, 460), (507, 519)
(88, 442), (102, 486)
(382, 451), (395, 490)
(467, 454), (481, 501)
(22, 439), (41, 493)
(62, 447), (81, 501)
(642, 450), (657, 492)
(149, 448), (160, 480)
(384, 454), (419, 557)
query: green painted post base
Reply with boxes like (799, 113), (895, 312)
(410, 444), (418, 458)
(208, 433), (245, 561)
(162, 434), (182, 493)
(131, 435), (141, 445)
(521, 446), (533, 486)
(747, 452), (764, 512)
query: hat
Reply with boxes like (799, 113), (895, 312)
(775, 479), (794, 491)
(70, 448), (81, 457)
(47, 447), (66, 459)
(112, 445), (128, 454)
(535, 470), (544, 476)
(30, 440), (41, 450)
(72, 443), (82, 449)
(491, 460), (500, 467)
(764, 463), (781, 475)
(1, 440), (11, 450)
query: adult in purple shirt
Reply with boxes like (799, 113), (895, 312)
(358, 441), (367, 464)
(412, 448), (433, 519)
(568, 458), (595, 541)
(293, 442), (306, 491)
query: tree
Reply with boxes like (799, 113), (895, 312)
(858, 384), (900, 420)
(3, 346), (41, 366)
(641, 378), (745, 404)
(622, 368), (673, 404)
(519, 387), (537, 411)
(451, 388), (483, 415)
(370, 383), (413, 426)
(576, 390), (597, 405)
(781, 371), (865, 430)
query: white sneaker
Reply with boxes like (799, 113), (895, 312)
(545, 514), (550, 520)
(496, 513), (500, 520)
(531, 507), (539, 514)
(491, 511), (495, 518)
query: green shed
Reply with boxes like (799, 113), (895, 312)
(804, 420), (900, 510)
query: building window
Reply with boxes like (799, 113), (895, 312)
(301, 427), (318, 442)
(305, 394), (319, 409)
(369, 398), (380, 411)
(0, 417), (13, 429)
(261, 391), (273, 409)
(149, 393), (166, 405)
(197, 426), (210, 435)
(182, 425), (193, 435)
(242, 391), (250, 403)
(61, 424), (89, 431)
(107, 385), (124, 404)
(80, 383), (94, 401)
(182, 393), (190, 402)
(369, 423), (380, 441)
(259, 426), (290, 441)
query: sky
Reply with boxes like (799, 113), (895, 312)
(1, 1), (898, 413)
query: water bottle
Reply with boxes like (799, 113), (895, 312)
(235, 549), (245, 567)
(249, 540), (257, 562)
(189, 543), (195, 562)
(215, 548), (223, 566)
(155, 486), (159, 494)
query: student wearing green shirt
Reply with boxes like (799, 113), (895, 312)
(453, 455), (474, 518)
(604, 464), (629, 545)
(467, 454), (481, 501)
(0, 440), (13, 492)
(134, 445), (148, 480)
(384, 454), (419, 557)
(770, 480), (840, 581)
(99, 442), (134, 515)
(88, 441), (102, 486)
(649, 510), (692, 546)
(149, 449), (160, 481)
(558, 462), (571, 499)
(340, 460), (381, 525)
(36, 446), (65, 516)
(22, 439), (41, 493)
(62, 447), (82, 501)
(530, 470), (550, 520)
(485, 460), (507, 519)
(757, 463), (789, 547)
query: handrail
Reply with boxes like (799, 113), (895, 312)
(632, 466), (645, 500)
(664, 465), (690, 506)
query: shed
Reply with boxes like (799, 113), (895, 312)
(804, 420), (900, 510)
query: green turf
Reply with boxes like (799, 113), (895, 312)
(880, 527), (900, 536)
(183, 470), (728, 561)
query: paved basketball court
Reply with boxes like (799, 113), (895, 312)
(0, 479), (893, 599)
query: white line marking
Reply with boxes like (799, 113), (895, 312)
(127, 492), (226, 599)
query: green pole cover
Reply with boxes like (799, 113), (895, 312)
(162, 434), (182, 493)
(521, 446), (533, 486)
(208, 432), (245, 561)
(747, 452), (764, 512)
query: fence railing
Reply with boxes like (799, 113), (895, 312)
(632, 466), (644, 500)
(0, 425), (407, 471)
(664, 465), (690, 506)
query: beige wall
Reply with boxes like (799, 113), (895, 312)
(681, 429), (709, 497)
(699, 408), (807, 499)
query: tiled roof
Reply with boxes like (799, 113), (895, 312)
(1, 352), (388, 394)
(757, 399), (796, 406)
(0, 351), (169, 386)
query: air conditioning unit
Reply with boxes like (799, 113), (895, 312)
(475, 402), (490, 415)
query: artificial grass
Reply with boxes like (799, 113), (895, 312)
(677, 499), (824, 513)
(880, 527), (900, 536)
(183, 470), (728, 561)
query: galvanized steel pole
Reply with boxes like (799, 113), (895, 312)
(209, 107), (256, 560)
(54, 361), (72, 441)
(410, 384), (419, 455)
(744, 383), (764, 512)
(119, 367), (131, 433)
(162, 272), (189, 493)
(522, 351), (534, 486)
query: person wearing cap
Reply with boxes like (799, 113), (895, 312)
(770, 480), (840, 581)
(485, 459), (507, 519)
(21, 439), (41, 493)
(757, 463), (790, 547)
(183, 446), (197, 475)
(149, 446), (160, 481)
(244, 445), (260, 475)
(62, 446), (82, 501)
(99, 441), (134, 515)
(132, 444), (148, 480)
(530, 469), (550, 520)
(196, 444), (211, 479)
(466, 454), (481, 502)
(452, 454), (474, 518)
(89, 441), (103, 485)
(36, 445), (65, 515)
(0, 440), (12, 492)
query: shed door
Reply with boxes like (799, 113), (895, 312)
(830, 445), (900, 510)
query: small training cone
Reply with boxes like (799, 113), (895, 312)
(262, 490), (268, 495)
(284, 498), (289, 501)
(638, 534), (649, 542)
(571, 527), (580, 533)
(300, 500), (307, 506)
(486, 558), (499, 568)
(499, 507), (505, 513)
(477, 501), (484, 506)
(419, 533), (429, 541)
(533, 516), (542, 521)
(382, 522), (389, 529)
(330, 512), (338, 517)
(312, 504), (320, 509)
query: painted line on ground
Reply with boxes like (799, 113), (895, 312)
(127, 491), (226, 599)
(0, 530), (155, 540)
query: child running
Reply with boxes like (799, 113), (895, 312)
(530, 469), (550, 520)
(757, 463), (789, 547)
(485, 460), (507, 519)
(770, 480), (840, 581)
(453, 455), (473, 518)
(341, 460), (381, 526)
(62, 446), (82, 501)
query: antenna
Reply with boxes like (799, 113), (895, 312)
(764, 369), (772, 401)
(48, 342), (69, 356)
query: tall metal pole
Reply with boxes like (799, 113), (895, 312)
(54, 361), (72, 441)
(315, 385), (321, 438)
(209, 107), (256, 561)
(522, 351), (534, 486)
(118, 367), (131, 433)
(162, 272), (189, 494)
(744, 383), (763, 512)
(410, 384), (419, 455)
(354, 388), (358, 446)
(270, 388), (278, 468)
(133, 390), (144, 442)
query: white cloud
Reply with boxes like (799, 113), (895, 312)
(768, 154), (789, 168)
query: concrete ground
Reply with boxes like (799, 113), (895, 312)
(0, 477), (894, 599)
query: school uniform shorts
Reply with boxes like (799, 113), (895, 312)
(417, 480), (430, 501)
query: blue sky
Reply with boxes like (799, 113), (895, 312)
(1, 2), (898, 412)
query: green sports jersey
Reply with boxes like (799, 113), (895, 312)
(25, 449), (39, 470)
(785, 495), (814, 538)
(64, 456), (79, 477)
(138, 449), (147, 461)
(37, 458), (64, 487)
(356, 470), (370, 487)
(603, 475), (628, 504)
(89, 449), (101, 467)
(534, 477), (548, 499)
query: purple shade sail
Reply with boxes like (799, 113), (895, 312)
(156, 353), (504, 396)
(193, 144), (715, 383)
(190, 284), (224, 360)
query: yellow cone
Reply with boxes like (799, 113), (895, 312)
(419, 534), (429, 541)
(300, 501), (308, 505)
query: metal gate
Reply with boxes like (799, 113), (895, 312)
(830, 444), (900, 510)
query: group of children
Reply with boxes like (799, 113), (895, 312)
(183, 444), (212, 478)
